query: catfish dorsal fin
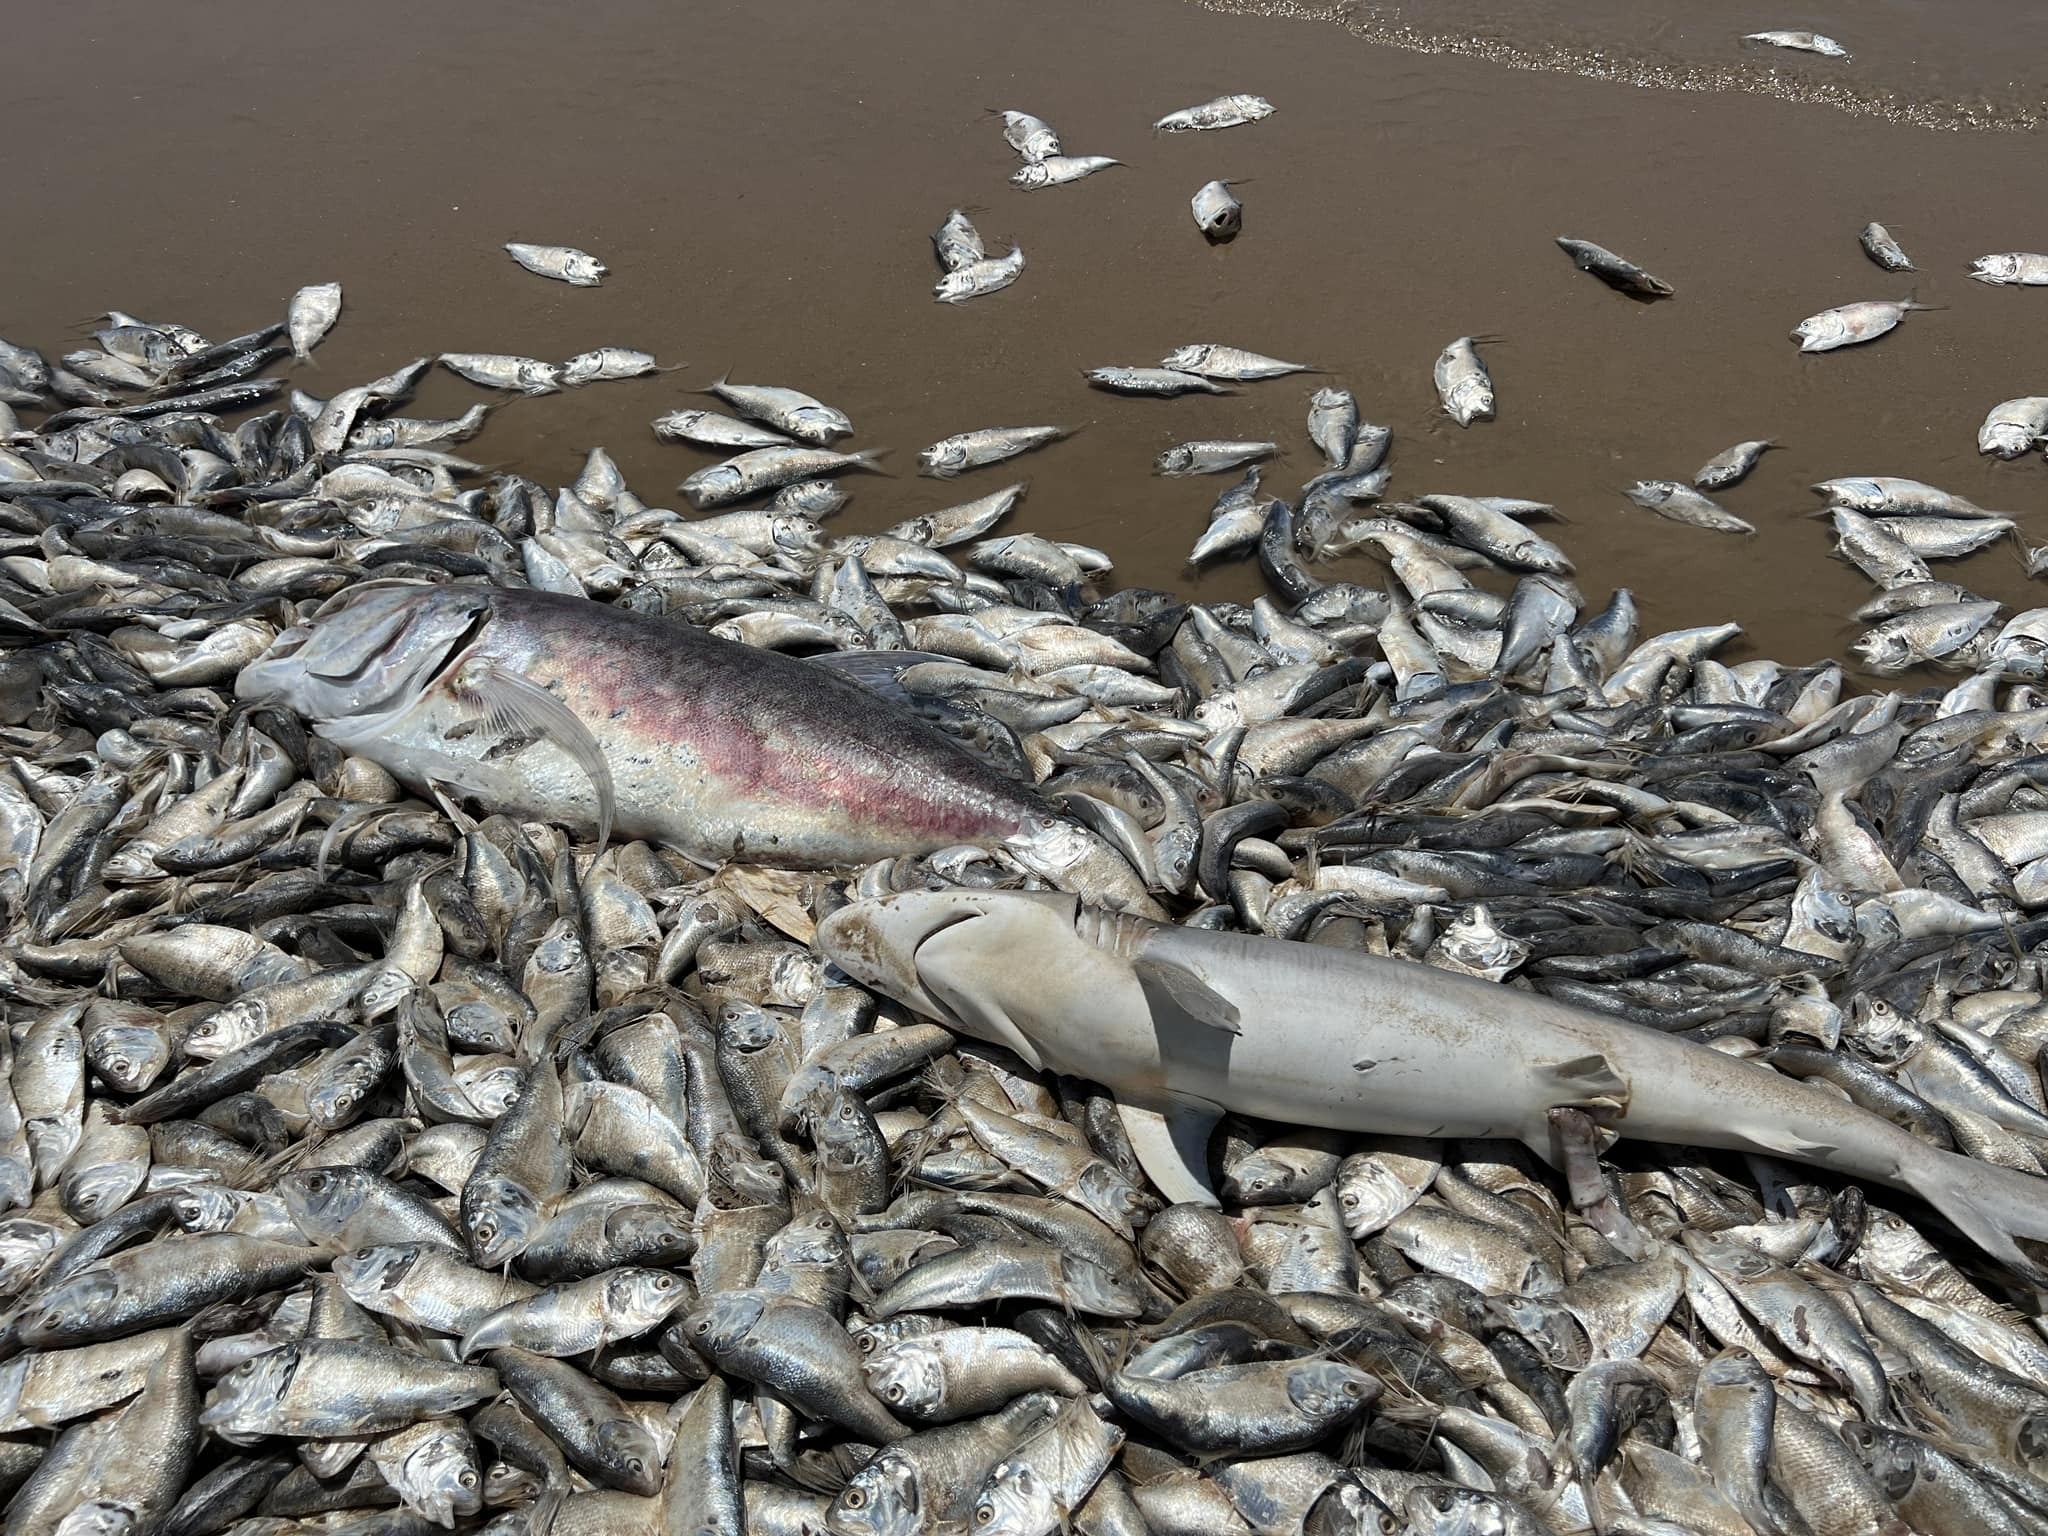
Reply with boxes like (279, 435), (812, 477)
(1117, 1101), (1221, 1207)
(1132, 957), (1241, 1035)
(451, 661), (614, 848)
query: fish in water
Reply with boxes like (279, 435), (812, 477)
(1791, 299), (1936, 352)
(821, 888), (2048, 1282)
(1190, 181), (1244, 242)
(1434, 337), (1495, 426)
(504, 242), (608, 287)
(1153, 94), (1275, 131)
(236, 582), (1152, 910)
(1555, 237), (1674, 299)
(1860, 222), (1914, 272)
(1744, 29), (1849, 56)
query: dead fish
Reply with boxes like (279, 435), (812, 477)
(1154, 94), (1276, 131)
(921, 427), (1066, 477)
(1970, 253), (2048, 286)
(1745, 29), (1850, 56)
(440, 353), (561, 394)
(936, 247), (1026, 304)
(1860, 223), (1915, 272)
(1555, 237), (1673, 299)
(1191, 182), (1244, 242)
(1156, 441), (1275, 476)
(997, 110), (1061, 163)
(933, 210), (988, 273)
(1161, 344), (1309, 381)
(1978, 397), (2048, 459)
(1626, 480), (1755, 534)
(286, 284), (343, 362)
(1434, 337), (1495, 426)
(1085, 368), (1231, 397)
(1695, 440), (1776, 490)
(504, 243), (607, 287)
(1791, 299), (1936, 353)
(1012, 157), (1120, 191)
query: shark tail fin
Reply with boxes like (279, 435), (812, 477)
(1901, 1140), (2048, 1287)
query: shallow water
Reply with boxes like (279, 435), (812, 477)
(6, 0), (2045, 673)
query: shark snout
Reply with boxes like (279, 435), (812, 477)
(817, 891), (990, 1019)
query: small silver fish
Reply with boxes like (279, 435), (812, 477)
(997, 110), (1061, 163)
(1153, 94), (1276, 132)
(1190, 182), (1243, 242)
(286, 283), (343, 362)
(919, 427), (1065, 477)
(1970, 253), (2048, 286)
(1694, 440), (1776, 490)
(1978, 397), (2048, 459)
(1433, 337), (1495, 426)
(1745, 29), (1849, 56)
(1085, 368), (1231, 397)
(504, 242), (607, 287)
(1626, 480), (1755, 534)
(1011, 157), (1120, 190)
(1860, 223), (1915, 272)
(1791, 299), (1935, 353)
(1161, 344), (1308, 381)
(935, 247), (1026, 304)
(933, 210), (987, 273)
(1156, 441), (1275, 476)
(439, 353), (561, 394)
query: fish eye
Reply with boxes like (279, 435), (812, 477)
(974, 1509), (995, 1526)
(693, 1319), (711, 1336)
(475, 1222), (496, 1243)
(654, 1276), (674, 1290)
(459, 1471), (478, 1488)
(843, 1490), (866, 1510)
(1342, 1380), (1365, 1398)
(626, 1457), (645, 1475)
(884, 1385), (904, 1402)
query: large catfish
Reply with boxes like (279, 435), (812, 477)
(237, 581), (1154, 912)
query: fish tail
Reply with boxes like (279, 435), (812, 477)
(1900, 1140), (2048, 1286)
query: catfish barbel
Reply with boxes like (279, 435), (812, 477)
(237, 581), (1155, 912)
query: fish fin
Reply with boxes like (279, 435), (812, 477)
(1899, 1145), (2048, 1286)
(1117, 1100), (1221, 1207)
(1538, 1052), (1631, 1113)
(806, 649), (957, 703)
(451, 663), (614, 847)
(1132, 957), (1241, 1035)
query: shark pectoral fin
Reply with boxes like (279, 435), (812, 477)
(1538, 1052), (1631, 1114)
(1118, 1100), (1222, 1207)
(452, 662), (615, 847)
(1133, 958), (1242, 1035)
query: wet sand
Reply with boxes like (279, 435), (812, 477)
(6, 0), (2046, 673)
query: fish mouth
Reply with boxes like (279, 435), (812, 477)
(235, 578), (492, 727)
(817, 894), (989, 1021)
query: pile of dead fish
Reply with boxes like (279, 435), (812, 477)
(7, 287), (2048, 1536)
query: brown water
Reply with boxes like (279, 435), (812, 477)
(7, 0), (2046, 673)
